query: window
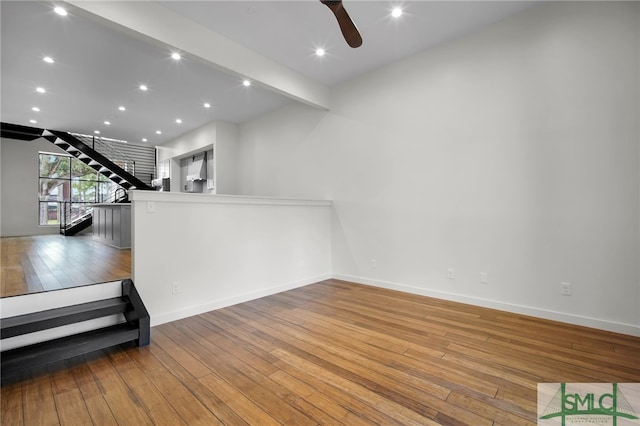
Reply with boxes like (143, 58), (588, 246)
(38, 153), (117, 225)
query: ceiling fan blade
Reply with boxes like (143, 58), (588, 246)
(320, 1), (363, 48)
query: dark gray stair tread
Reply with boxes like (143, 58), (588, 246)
(1, 297), (129, 339)
(1, 323), (139, 373)
(66, 218), (92, 229)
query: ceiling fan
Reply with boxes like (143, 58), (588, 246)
(320, 0), (363, 48)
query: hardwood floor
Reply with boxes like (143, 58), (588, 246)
(2, 279), (639, 425)
(1, 235), (131, 298)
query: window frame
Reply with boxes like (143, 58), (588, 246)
(37, 152), (115, 227)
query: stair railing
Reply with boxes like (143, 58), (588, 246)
(113, 187), (128, 203)
(59, 201), (70, 233)
(59, 201), (94, 233)
(58, 187), (127, 233)
(70, 133), (136, 176)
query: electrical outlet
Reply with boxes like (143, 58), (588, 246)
(480, 272), (488, 285)
(371, 259), (377, 269)
(561, 282), (572, 296)
(447, 268), (455, 279)
(172, 282), (181, 295)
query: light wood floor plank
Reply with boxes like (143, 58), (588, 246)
(163, 320), (317, 425)
(83, 350), (154, 425)
(1, 381), (24, 426)
(105, 349), (187, 426)
(144, 368), (222, 425)
(198, 372), (282, 426)
(246, 301), (451, 416)
(69, 360), (118, 426)
(180, 378), (251, 426)
(273, 347), (440, 426)
(53, 389), (93, 426)
(21, 369), (59, 426)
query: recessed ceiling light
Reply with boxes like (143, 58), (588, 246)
(315, 48), (326, 57)
(156, 130), (162, 135)
(203, 102), (211, 109)
(243, 79), (251, 87)
(139, 84), (148, 91)
(171, 52), (181, 61)
(94, 130), (101, 134)
(43, 56), (54, 64)
(104, 121), (111, 125)
(32, 107), (40, 112)
(54, 6), (67, 16)
(175, 118), (182, 124)
(29, 119), (37, 124)
(36, 87), (46, 93)
(391, 7), (403, 18)
(142, 138), (148, 142)
(118, 106), (126, 111)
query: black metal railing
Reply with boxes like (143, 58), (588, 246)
(59, 201), (93, 233)
(58, 188), (129, 233)
(71, 133), (136, 177)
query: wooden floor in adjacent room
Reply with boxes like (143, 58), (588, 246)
(1, 234), (131, 298)
(2, 280), (639, 425)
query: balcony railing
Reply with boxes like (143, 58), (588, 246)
(70, 133), (136, 176)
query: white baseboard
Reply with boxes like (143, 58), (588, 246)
(150, 273), (332, 327)
(333, 274), (640, 337)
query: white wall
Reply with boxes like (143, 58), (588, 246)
(158, 120), (239, 194)
(215, 120), (239, 195)
(130, 191), (332, 326)
(1, 137), (67, 236)
(236, 2), (640, 335)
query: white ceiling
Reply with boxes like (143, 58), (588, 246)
(1, 1), (536, 146)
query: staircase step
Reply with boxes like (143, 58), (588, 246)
(56, 143), (71, 151)
(1, 297), (129, 339)
(1, 323), (139, 375)
(62, 212), (93, 236)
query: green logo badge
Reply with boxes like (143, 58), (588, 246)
(538, 383), (640, 425)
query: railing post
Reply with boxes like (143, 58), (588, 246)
(59, 201), (67, 233)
